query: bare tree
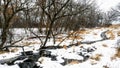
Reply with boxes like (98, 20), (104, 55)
(0, 0), (32, 49)
(35, 0), (103, 48)
(108, 3), (120, 23)
(36, 0), (72, 48)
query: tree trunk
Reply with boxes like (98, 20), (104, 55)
(42, 20), (54, 48)
(0, 17), (10, 48)
(0, 28), (8, 48)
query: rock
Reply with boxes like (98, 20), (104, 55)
(21, 51), (33, 56)
(87, 46), (96, 52)
(18, 58), (39, 68)
(51, 55), (57, 61)
(39, 50), (51, 57)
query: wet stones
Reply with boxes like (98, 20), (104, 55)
(39, 50), (51, 57)
(87, 46), (97, 52)
(17, 58), (39, 68)
(21, 51), (33, 56)
(77, 46), (97, 61)
(51, 55), (57, 61)
(39, 49), (57, 61)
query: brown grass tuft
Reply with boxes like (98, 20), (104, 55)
(90, 54), (102, 61)
(93, 33), (97, 35)
(111, 48), (120, 60)
(68, 36), (83, 40)
(109, 24), (120, 29)
(69, 60), (80, 65)
(106, 30), (115, 40)
(117, 31), (120, 36)
(0, 50), (8, 54)
(80, 46), (83, 48)
(10, 48), (18, 52)
(22, 41), (40, 46)
(63, 45), (67, 50)
(111, 56), (116, 61)
(115, 48), (120, 58)
(55, 38), (63, 42)
(103, 65), (109, 68)
(102, 44), (108, 47)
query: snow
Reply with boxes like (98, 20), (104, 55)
(0, 26), (120, 68)
(0, 52), (20, 64)
(0, 64), (19, 68)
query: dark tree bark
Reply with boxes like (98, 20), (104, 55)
(0, 0), (29, 48)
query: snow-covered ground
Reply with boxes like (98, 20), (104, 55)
(0, 25), (120, 68)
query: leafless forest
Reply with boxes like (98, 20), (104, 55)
(0, 0), (120, 50)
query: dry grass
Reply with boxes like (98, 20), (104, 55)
(103, 65), (109, 68)
(63, 45), (67, 50)
(67, 29), (90, 41)
(68, 31), (84, 40)
(68, 29), (89, 35)
(102, 44), (108, 47)
(106, 30), (115, 40)
(90, 54), (102, 61)
(68, 35), (83, 40)
(10, 48), (18, 52)
(22, 41), (40, 46)
(80, 46), (84, 48)
(117, 31), (120, 36)
(111, 48), (120, 60)
(93, 33), (97, 35)
(115, 48), (120, 58)
(109, 24), (120, 29)
(0, 50), (8, 54)
(111, 56), (116, 61)
(55, 38), (63, 42)
(69, 60), (80, 64)
(23, 42), (32, 46)
(76, 42), (81, 45)
(78, 30), (90, 34)
(0, 48), (18, 54)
